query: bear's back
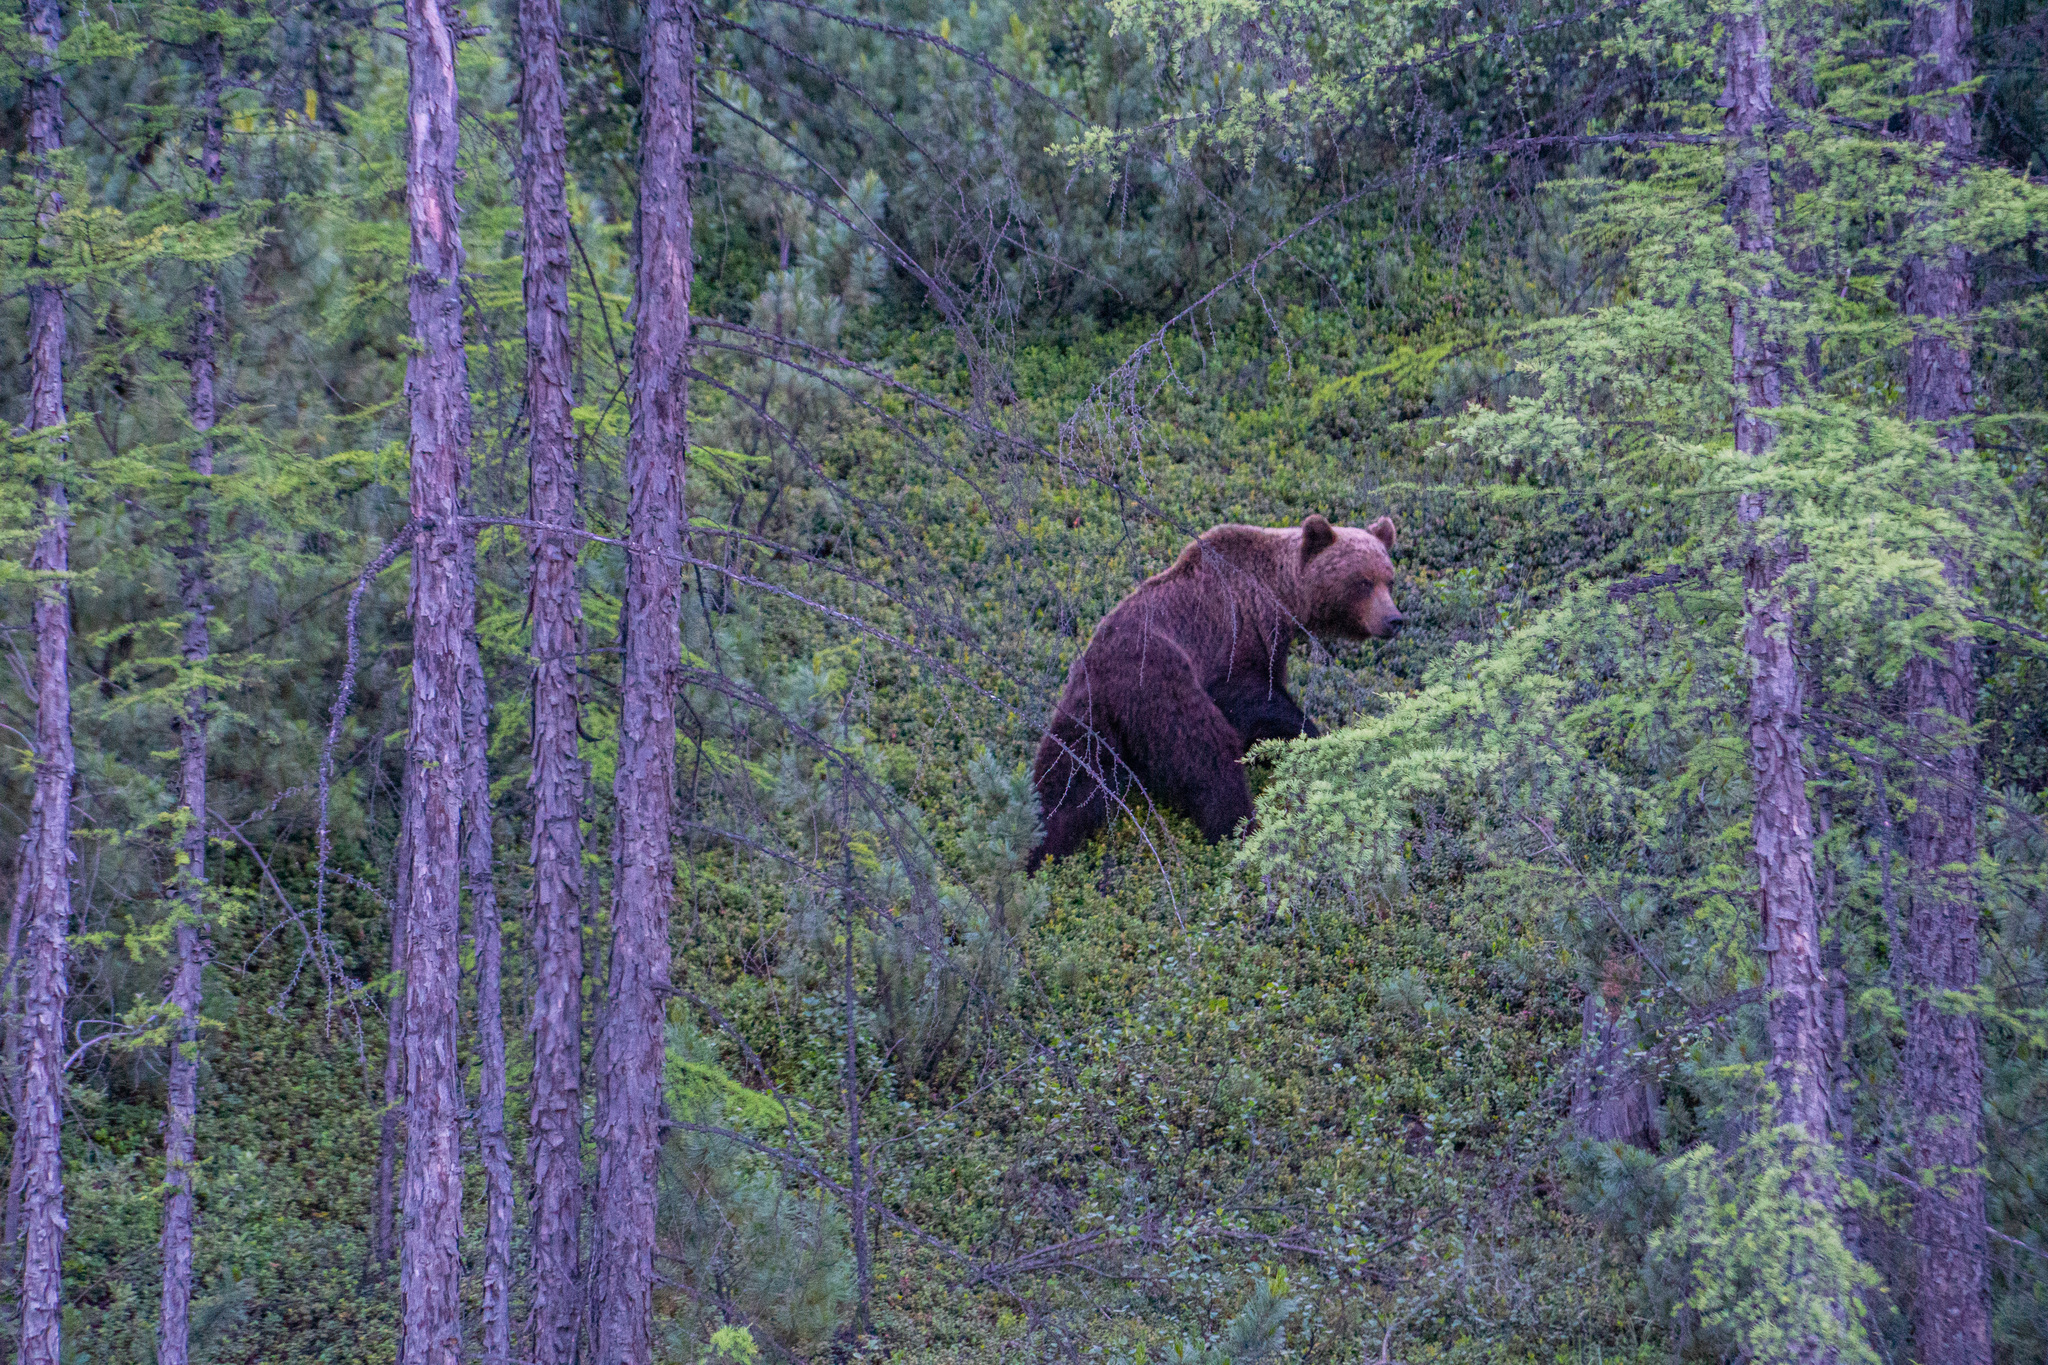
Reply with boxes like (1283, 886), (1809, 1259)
(1083, 525), (1301, 664)
(1147, 524), (1295, 587)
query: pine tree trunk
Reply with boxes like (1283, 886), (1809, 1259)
(463, 636), (514, 1365)
(1901, 1), (1990, 1357)
(1729, 0), (1830, 1169)
(376, 769), (415, 1268)
(593, 2), (693, 1359)
(157, 25), (227, 1365)
(1744, 529), (1834, 1152)
(1726, 0), (1830, 1158)
(399, 0), (478, 1359)
(2, 836), (32, 1264)
(518, 0), (588, 1355)
(1726, 7), (1853, 1358)
(17, 0), (73, 1360)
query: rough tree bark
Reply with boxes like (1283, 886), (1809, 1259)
(399, 0), (478, 1360)
(593, 1), (693, 1359)
(376, 766), (415, 1268)
(1726, 6), (1850, 1359)
(16, 0), (73, 1360)
(157, 22), (226, 1365)
(1726, 0), (1831, 1161)
(517, 0), (589, 1355)
(1901, 0), (1991, 1358)
(462, 635), (514, 1365)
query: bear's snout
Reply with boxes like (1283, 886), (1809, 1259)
(1354, 582), (1402, 639)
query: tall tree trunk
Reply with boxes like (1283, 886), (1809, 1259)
(399, 0), (477, 1360)
(1726, 0), (1831, 1164)
(157, 23), (226, 1365)
(375, 775), (413, 1267)
(16, 0), (72, 1360)
(1727, 0), (1829, 1159)
(593, 1), (693, 1359)
(1727, 6), (1854, 1359)
(518, 0), (588, 1355)
(463, 637), (514, 1365)
(1901, 1), (1990, 1358)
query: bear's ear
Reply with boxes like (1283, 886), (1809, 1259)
(1300, 514), (1337, 562)
(1367, 515), (1398, 554)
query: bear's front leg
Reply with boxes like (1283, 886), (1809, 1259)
(1209, 675), (1320, 744)
(1116, 646), (1257, 843)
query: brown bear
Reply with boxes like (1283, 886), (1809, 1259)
(1028, 514), (1403, 869)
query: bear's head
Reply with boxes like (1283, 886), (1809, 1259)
(1296, 513), (1403, 640)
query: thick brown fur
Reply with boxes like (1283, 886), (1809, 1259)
(1029, 514), (1403, 869)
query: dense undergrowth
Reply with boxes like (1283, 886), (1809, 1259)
(36, 195), (2048, 1363)
(50, 242), (1688, 1363)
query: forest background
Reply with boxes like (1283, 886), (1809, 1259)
(0, 0), (2045, 1360)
